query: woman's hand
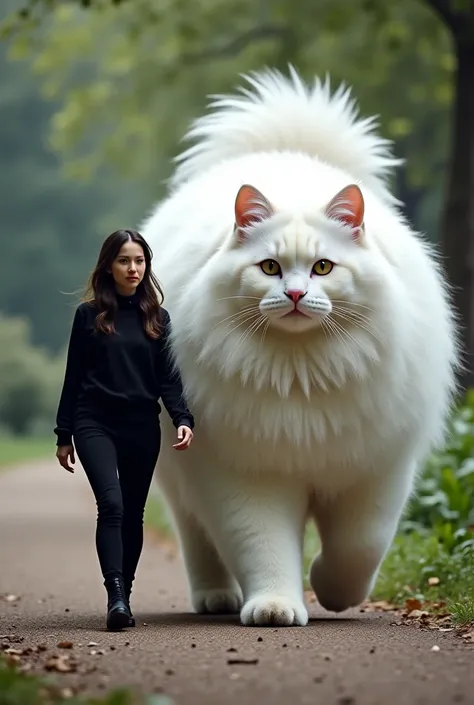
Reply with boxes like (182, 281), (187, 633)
(56, 445), (76, 473)
(173, 426), (194, 451)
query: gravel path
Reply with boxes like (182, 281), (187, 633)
(0, 459), (472, 705)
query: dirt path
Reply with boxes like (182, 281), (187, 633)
(0, 460), (472, 705)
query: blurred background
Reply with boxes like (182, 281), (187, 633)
(0, 0), (459, 447)
(0, 0), (473, 620)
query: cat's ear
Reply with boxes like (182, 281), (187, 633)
(234, 184), (274, 242)
(325, 184), (365, 242)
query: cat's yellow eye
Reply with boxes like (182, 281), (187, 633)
(312, 259), (334, 276)
(260, 259), (282, 276)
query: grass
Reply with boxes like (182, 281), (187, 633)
(0, 656), (172, 705)
(372, 532), (474, 625)
(0, 435), (51, 469)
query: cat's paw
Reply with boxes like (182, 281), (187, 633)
(309, 554), (371, 612)
(240, 594), (308, 627)
(192, 587), (244, 615)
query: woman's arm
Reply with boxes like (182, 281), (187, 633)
(54, 305), (87, 447)
(159, 310), (195, 431)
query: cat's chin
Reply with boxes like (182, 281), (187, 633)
(269, 311), (324, 334)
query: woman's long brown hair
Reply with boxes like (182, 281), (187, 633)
(83, 229), (164, 339)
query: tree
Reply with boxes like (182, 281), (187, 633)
(0, 0), (156, 352)
(424, 0), (474, 391)
(4, 0), (474, 388)
(1, 0), (453, 236)
(0, 314), (60, 434)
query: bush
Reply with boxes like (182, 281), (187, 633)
(402, 390), (474, 552)
(0, 314), (64, 435)
(372, 391), (474, 621)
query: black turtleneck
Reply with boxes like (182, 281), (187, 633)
(54, 293), (194, 446)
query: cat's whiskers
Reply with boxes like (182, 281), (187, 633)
(230, 315), (267, 360)
(331, 300), (376, 314)
(217, 295), (262, 303)
(217, 311), (263, 345)
(211, 305), (260, 332)
(331, 304), (373, 323)
(321, 317), (359, 368)
(331, 305), (382, 344)
(259, 319), (271, 348)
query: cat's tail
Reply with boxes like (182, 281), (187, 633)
(171, 65), (402, 204)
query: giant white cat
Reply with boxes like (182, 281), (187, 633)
(140, 67), (459, 627)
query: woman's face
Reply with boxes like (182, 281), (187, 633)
(110, 240), (147, 295)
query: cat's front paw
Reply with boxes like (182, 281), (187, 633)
(240, 594), (308, 627)
(192, 587), (244, 615)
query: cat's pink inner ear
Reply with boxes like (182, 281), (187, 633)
(235, 184), (273, 239)
(325, 184), (364, 238)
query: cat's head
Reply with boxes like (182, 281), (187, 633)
(226, 182), (369, 335)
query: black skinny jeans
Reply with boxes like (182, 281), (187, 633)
(73, 403), (161, 589)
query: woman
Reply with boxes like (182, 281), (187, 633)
(54, 229), (194, 631)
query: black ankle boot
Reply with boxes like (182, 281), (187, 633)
(124, 583), (135, 628)
(105, 576), (131, 632)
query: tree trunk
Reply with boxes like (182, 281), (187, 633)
(440, 39), (474, 392)
(395, 161), (424, 233)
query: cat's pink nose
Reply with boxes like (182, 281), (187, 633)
(285, 289), (306, 303)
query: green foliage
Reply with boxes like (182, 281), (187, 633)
(0, 314), (64, 435)
(0, 0), (154, 353)
(0, 654), (144, 705)
(0, 435), (51, 468)
(0, 0), (455, 242)
(373, 532), (474, 623)
(371, 394), (474, 620)
(403, 391), (474, 545)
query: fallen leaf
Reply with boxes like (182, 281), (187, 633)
(6, 654), (21, 665)
(461, 630), (474, 641)
(405, 598), (422, 612)
(60, 688), (75, 699)
(57, 641), (73, 649)
(406, 609), (429, 619)
(370, 600), (397, 611)
(4, 648), (24, 656)
(45, 655), (77, 673)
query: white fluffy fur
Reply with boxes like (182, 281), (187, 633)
(140, 67), (458, 626)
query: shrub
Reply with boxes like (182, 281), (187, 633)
(0, 314), (64, 435)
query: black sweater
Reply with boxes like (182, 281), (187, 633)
(54, 293), (194, 446)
